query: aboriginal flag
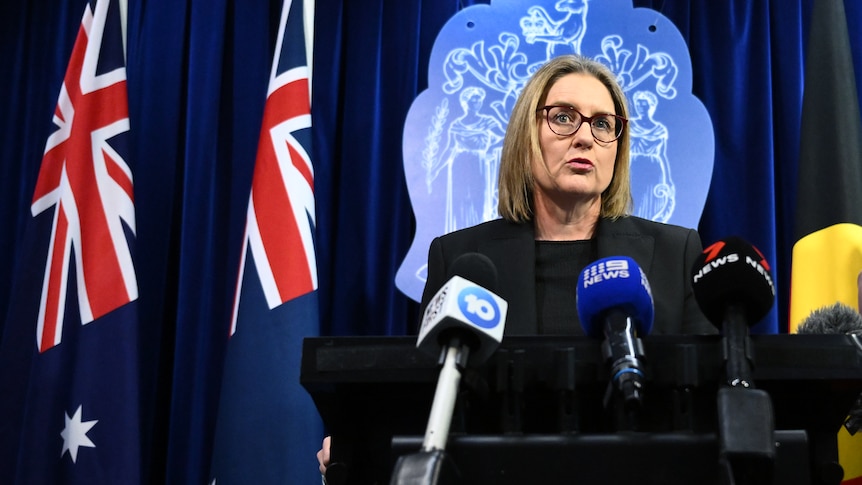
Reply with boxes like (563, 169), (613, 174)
(789, 0), (862, 482)
(790, 0), (862, 329)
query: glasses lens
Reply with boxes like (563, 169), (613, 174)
(589, 114), (620, 142)
(546, 106), (578, 136)
(546, 107), (622, 142)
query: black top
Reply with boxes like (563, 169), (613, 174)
(534, 239), (593, 335)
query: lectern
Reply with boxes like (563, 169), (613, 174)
(301, 334), (862, 485)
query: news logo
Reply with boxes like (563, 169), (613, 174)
(692, 239), (775, 296)
(582, 258), (653, 297)
(421, 282), (450, 328)
(457, 287), (501, 329)
(576, 255), (655, 338)
(416, 275), (508, 364)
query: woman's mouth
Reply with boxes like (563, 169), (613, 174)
(567, 158), (593, 170)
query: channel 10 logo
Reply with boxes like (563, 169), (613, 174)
(457, 286), (501, 329)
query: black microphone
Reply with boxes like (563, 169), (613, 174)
(797, 302), (862, 435)
(390, 253), (507, 485)
(577, 256), (654, 411)
(692, 237), (777, 484)
(691, 236), (775, 387)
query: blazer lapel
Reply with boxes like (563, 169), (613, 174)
(595, 217), (655, 276)
(478, 221), (537, 334)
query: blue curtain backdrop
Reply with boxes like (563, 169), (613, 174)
(1, 0), (861, 482)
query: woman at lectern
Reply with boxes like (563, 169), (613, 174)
(420, 54), (714, 337)
(318, 53), (716, 476)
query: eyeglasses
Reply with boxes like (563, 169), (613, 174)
(538, 105), (627, 143)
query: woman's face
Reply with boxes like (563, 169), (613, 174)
(533, 73), (618, 207)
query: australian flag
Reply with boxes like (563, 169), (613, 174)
(209, 0), (323, 483)
(0, 0), (142, 483)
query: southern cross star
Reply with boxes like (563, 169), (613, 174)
(60, 405), (98, 463)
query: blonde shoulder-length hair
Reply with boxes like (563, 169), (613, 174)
(497, 54), (632, 222)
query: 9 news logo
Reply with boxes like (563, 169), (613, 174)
(457, 287), (501, 329)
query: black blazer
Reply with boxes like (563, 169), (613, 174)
(419, 216), (716, 335)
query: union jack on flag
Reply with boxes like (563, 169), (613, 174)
(211, 1), (323, 482)
(229, 0), (316, 336)
(30, 0), (137, 353)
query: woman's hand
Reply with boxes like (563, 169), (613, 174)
(316, 436), (331, 475)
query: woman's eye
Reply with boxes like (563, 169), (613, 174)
(593, 117), (612, 131)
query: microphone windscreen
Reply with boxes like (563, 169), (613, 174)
(797, 302), (862, 335)
(416, 252), (507, 365)
(691, 236), (775, 327)
(797, 302), (862, 435)
(448, 252), (498, 291)
(576, 256), (654, 338)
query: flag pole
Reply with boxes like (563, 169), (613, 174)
(118, 0), (128, 60)
(304, 0), (314, 100)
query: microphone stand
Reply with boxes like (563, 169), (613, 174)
(389, 338), (468, 485)
(601, 310), (647, 431)
(716, 304), (775, 485)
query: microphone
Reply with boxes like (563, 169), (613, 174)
(577, 256), (654, 410)
(797, 302), (862, 435)
(416, 253), (507, 367)
(797, 302), (862, 336)
(691, 236), (775, 387)
(692, 237), (778, 483)
(416, 253), (507, 449)
(390, 253), (507, 484)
